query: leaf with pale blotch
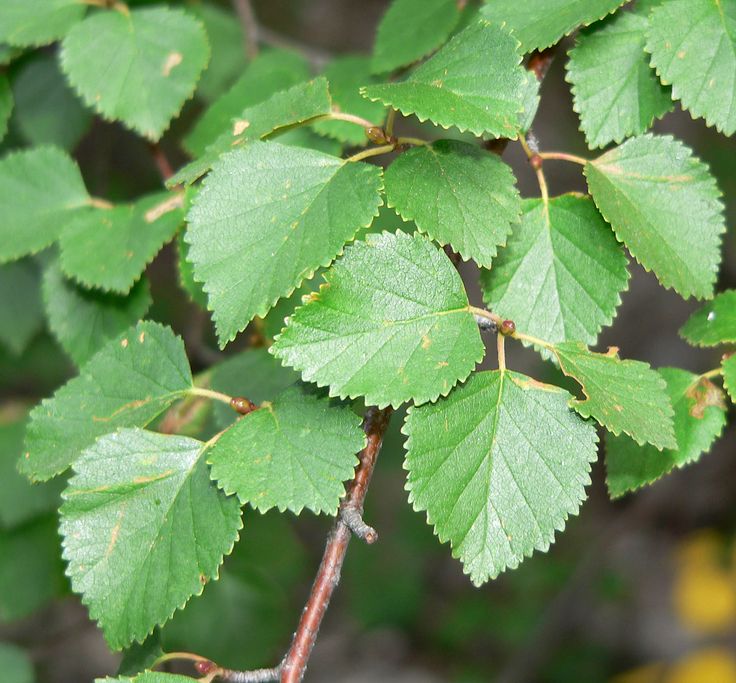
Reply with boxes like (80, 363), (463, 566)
(61, 428), (242, 649)
(208, 387), (365, 514)
(646, 0), (736, 136)
(371, 0), (460, 74)
(723, 354), (736, 404)
(272, 231), (484, 408)
(680, 290), (736, 347)
(184, 48), (311, 157)
(362, 20), (528, 138)
(606, 368), (727, 498)
(0, 0), (86, 47)
(0, 260), (44, 356)
(480, 0), (627, 52)
(480, 195), (629, 348)
(0, 146), (90, 262)
(61, 7), (209, 140)
(43, 263), (152, 366)
(567, 11), (672, 148)
(552, 341), (676, 449)
(314, 56), (385, 144)
(404, 369), (597, 585)
(585, 134), (725, 299)
(21, 321), (193, 482)
(384, 140), (521, 268)
(59, 192), (184, 295)
(168, 78), (333, 187)
(185, 141), (383, 345)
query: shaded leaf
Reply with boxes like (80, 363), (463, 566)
(0, 260), (44, 356)
(0, 643), (33, 683)
(0, 74), (11, 142)
(680, 290), (736, 346)
(606, 368), (727, 497)
(61, 428), (242, 649)
(404, 369), (597, 585)
(272, 231), (484, 408)
(585, 134), (725, 299)
(22, 321), (193, 481)
(723, 354), (736, 404)
(0, 0), (85, 47)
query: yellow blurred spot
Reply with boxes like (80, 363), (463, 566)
(668, 648), (736, 683)
(610, 662), (665, 683)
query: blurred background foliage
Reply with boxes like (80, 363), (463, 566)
(0, 1), (734, 682)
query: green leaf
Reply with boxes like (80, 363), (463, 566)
(22, 321), (193, 481)
(60, 7), (210, 141)
(552, 341), (676, 449)
(517, 70), (541, 133)
(480, 0), (627, 52)
(191, 3), (248, 102)
(184, 49), (310, 157)
(313, 56), (385, 144)
(272, 231), (484, 408)
(176, 232), (208, 308)
(0, 146), (90, 262)
(61, 428), (242, 649)
(0, 643), (33, 683)
(585, 134), (725, 299)
(0, 74), (11, 142)
(209, 348), (299, 429)
(680, 289), (736, 346)
(384, 140), (521, 267)
(0, 516), (66, 621)
(59, 192), (184, 294)
(209, 387), (364, 514)
(480, 195), (629, 348)
(12, 53), (91, 150)
(186, 141), (383, 345)
(371, 0), (460, 74)
(168, 77), (332, 187)
(0, 0), (85, 47)
(260, 273), (321, 342)
(404, 369), (597, 585)
(101, 673), (199, 683)
(43, 262), (152, 366)
(0, 260), (44, 356)
(0, 417), (62, 529)
(723, 354), (736, 403)
(117, 634), (164, 678)
(566, 11), (673, 148)
(362, 19), (527, 138)
(606, 368), (727, 498)
(646, 0), (736, 136)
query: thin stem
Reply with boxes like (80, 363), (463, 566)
(518, 135), (536, 160)
(396, 136), (430, 147)
(231, 0), (259, 60)
(700, 367), (723, 380)
(469, 306), (553, 350)
(515, 330), (553, 350)
(468, 306), (503, 328)
(497, 334), (507, 372)
(279, 407), (393, 683)
(312, 111), (377, 129)
(345, 144), (395, 163)
(152, 652), (212, 669)
(257, 26), (331, 68)
(538, 151), (588, 166)
(189, 387), (234, 405)
(149, 143), (174, 182)
(534, 165), (550, 216)
(385, 109), (397, 138)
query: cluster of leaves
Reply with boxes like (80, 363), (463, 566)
(0, 0), (734, 679)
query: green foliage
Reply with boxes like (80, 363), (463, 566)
(0, 0), (86, 47)
(59, 192), (183, 294)
(404, 370), (598, 585)
(723, 355), (736, 404)
(371, 0), (460, 74)
(646, 0), (736, 135)
(680, 289), (736, 346)
(272, 231), (484, 408)
(22, 321), (193, 481)
(0, 260), (44, 356)
(384, 139), (521, 267)
(43, 262), (152, 366)
(209, 387), (365, 514)
(480, 195), (629, 347)
(480, 0), (627, 52)
(0, 74), (11, 141)
(186, 141), (383, 344)
(61, 428), (242, 649)
(0, 146), (89, 262)
(606, 368), (727, 498)
(552, 342), (676, 449)
(363, 20), (528, 138)
(585, 134), (725, 299)
(0, 642), (33, 683)
(60, 6), (209, 140)
(567, 11), (672, 148)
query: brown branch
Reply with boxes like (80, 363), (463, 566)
(231, 0), (259, 60)
(149, 143), (174, 182)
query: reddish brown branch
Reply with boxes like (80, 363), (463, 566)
(149, 143), (174, 182)
(231, 0), (260, 60)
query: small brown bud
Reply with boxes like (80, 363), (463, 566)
(530, 154), (543, 170)
(230, 396), (257, 415)
(366, 126), (388, 144)
(499, 319), (516, 336)
(194, 660), (217, 675)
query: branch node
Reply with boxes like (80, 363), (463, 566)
(341, 506), (378, 544)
